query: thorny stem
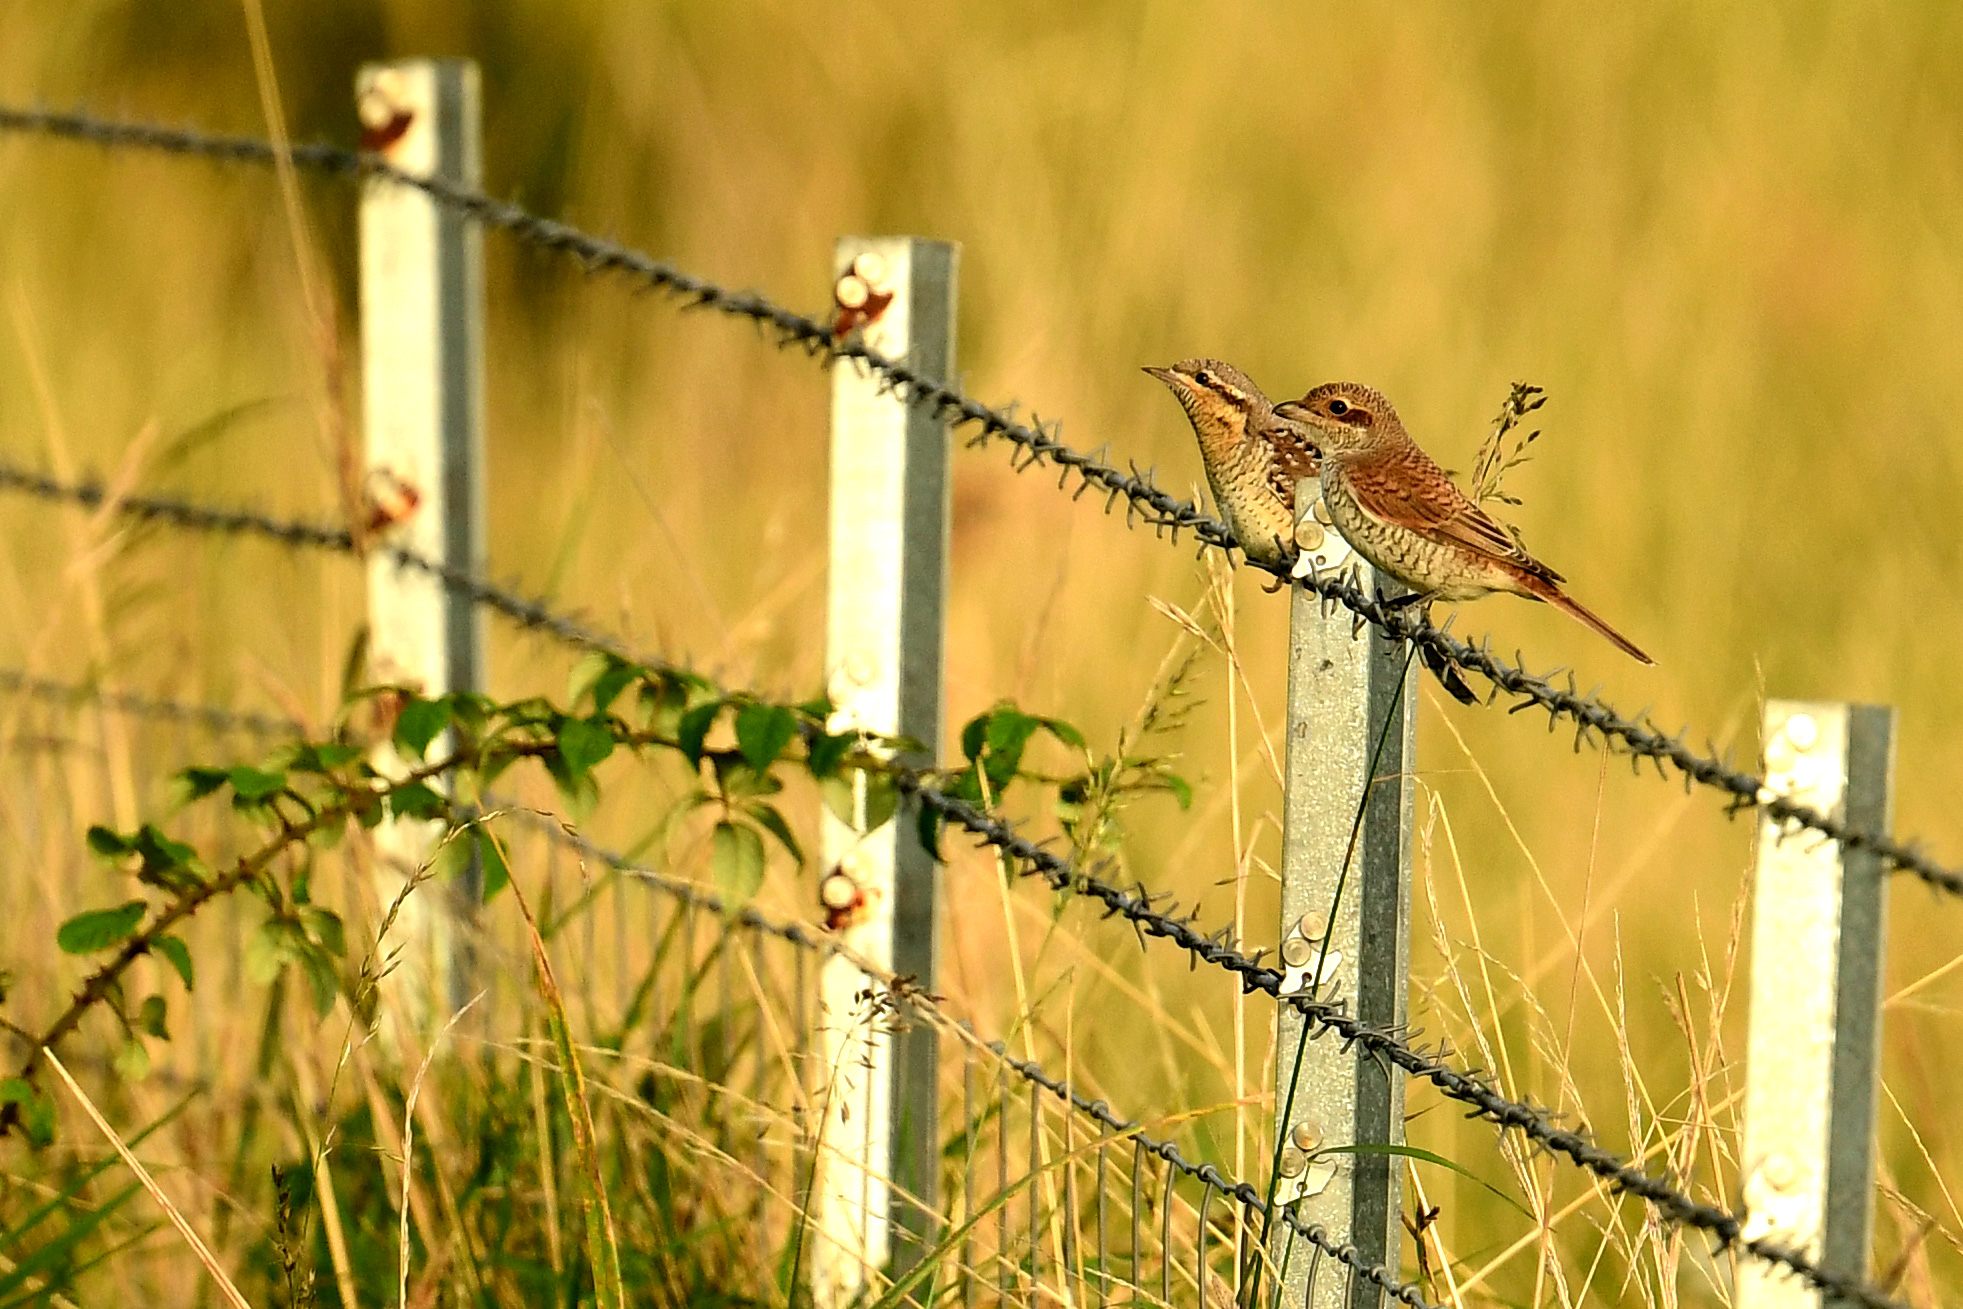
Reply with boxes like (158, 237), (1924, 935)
(14, 749), (468, 1083)
(0, 107), (1956, 900)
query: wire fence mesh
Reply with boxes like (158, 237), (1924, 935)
(1, 104), (1955, 904)
(0, 101), (1944, 1309)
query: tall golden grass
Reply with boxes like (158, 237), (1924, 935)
(1, 2), (1961, 1303)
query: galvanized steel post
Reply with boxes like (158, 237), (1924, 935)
(1739, 701), (1893, 1309)
(1270, 481), (1416, 1309)
(813, 236), (955, 1306)
(356, 59), (486, 1022)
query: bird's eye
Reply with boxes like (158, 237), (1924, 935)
(1194, 369), (1214, 387)
(1327, 398), (1350, 416)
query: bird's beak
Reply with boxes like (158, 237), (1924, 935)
(1141, 365), (1180, 387)
(1274, 400), (1309, 422)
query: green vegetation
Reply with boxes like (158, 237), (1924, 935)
(1, 4), (1960, 1304)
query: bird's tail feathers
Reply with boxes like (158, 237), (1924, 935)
(1517, 573), (1655, 665)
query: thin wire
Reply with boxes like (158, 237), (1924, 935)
(0, 462), (664, 668)
(0, 626), (1920, 1306)
(1, 104), (1956, 900)
(0, 667), (300, 737)
(899, 772), (1912, 1309)
(516, 814), (1438, 1309)
(0, 635), (1917, 1306)
(0, 105), (1931, 1308)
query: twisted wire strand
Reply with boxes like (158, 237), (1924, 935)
(0, 652), (1905, 1304)
(0, 667), (301, 737)
(0, 463), (656, 668)
(0, 107), (1938, 1304)
(520, 814), (1440, 1309)
(2, 104), (1951, 902)
(897, 773), (1908, 1309)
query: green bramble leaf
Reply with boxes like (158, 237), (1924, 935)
(735, 703), (798, 773)
(639, 674), (690, 735)
(450, 691), (493, 737)
(591, 663), (638, 716)
(960, 715), (987, 764)
(960, 702), (1054, 794)
(307, 817), (348, 851)
(1039, 717), (1088, 751)
(543, 752), (601, 822)
(653, 791), (718, 855)
(132, 825), (204, 892)
(677, 700), (724, 766)
(390, 781), (447, 822)
(114, 1037), (151, 1083)
(86, 826), (132, 859)
(709, 821), (766, 908)
(567, 650), (612, 707)
(137, 995), (169, 1040)
(711, 755), (781, 803)
(982, 707), (1041, 787)
(947, 768), (985, 806)
(289, 742), (362, 773)
(151, 935), (194, 991)
(246, 918), (306, 985)
(819, 769), (899, 835)
(746, 802), (804, 866)
(295, 946), (339, 1016)
(557, 714), (616, 777)
(807, 730), (855, 779)
(300, 907), (346, 958)
(227, 765), (287, 803)
(170, 766), (232, 807)
(0, 1077), (55, 1146)
(918, 803), (943, 860)
(393, 695), (453, 758)
(475, 828), (510, 901)
(56, 901), (148, 955)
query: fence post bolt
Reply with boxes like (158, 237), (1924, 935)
(356, 57), (486, 1028)
(1271, 480), (1416, 1309)
(1739, 700), (1894, 1308)
(813, 236), (956, 1307)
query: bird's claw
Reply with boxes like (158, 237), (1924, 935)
(1419, 642), (1481, 706)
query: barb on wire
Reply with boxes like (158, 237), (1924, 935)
(982, 1038), (1437, 1309)
(519, 813), (1438, 1309)
(3, 104), (1948, 903)
(0, 104), (1931, 1305)
(0, 668), (301, 737)
(0, 462), (658, 670)
(898, 772), (1910, 1309)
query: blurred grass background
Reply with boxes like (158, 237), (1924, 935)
(2, 1), (1962, 1304)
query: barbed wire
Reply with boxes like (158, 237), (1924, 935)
(897, 773), (1908, 1309)
(0, 105), (1935, 1305)
(0, 647), (1902, 1304)
(0, 667), (301, 737)
(517, 813), (1439, 1309)
(0, 462), (659, 670)
(3, 104), (1951, 903)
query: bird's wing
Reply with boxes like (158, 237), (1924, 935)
(1343, 456), (1565, 583)
(1257, 417), (1320, 507)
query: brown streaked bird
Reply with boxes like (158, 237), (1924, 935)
(1273, 382), (1654, 665)
(1143, 359), (1321, 566)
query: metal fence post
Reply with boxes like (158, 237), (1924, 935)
(1270, 483), (1416, 1309)
(1738, 700), (1894, 1309)
(813, 236), (956, 1307)
(355, 59), (486, 1024)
